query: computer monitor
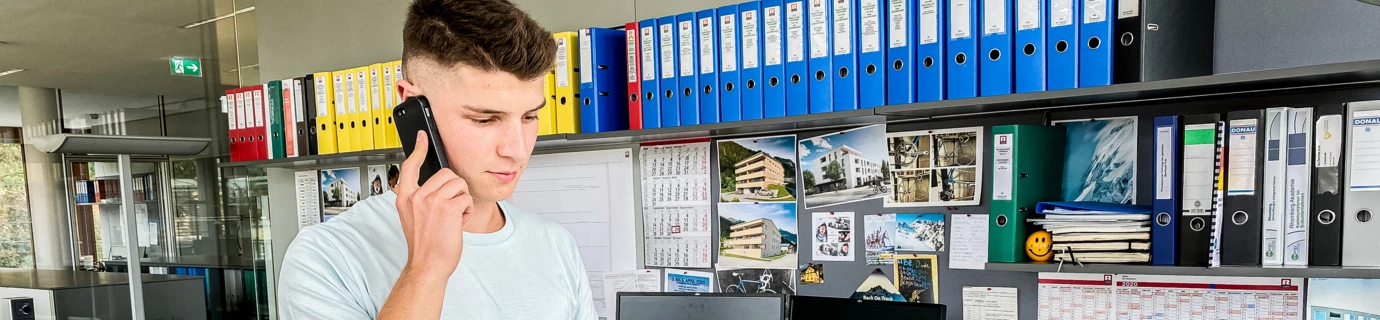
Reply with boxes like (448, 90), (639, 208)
(788, 295), (946, 320)
(617, 292), (788, 320)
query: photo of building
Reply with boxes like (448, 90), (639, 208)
(813, 145), (883, 192)
(725, 218), (783, 258)
(735, 151), (786, 195)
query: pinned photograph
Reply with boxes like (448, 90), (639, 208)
(1054, 117), (1137, 204)
(715, 268), (796, 295)
(718, 135), (798, 203)
(366, 165), (390, 197)
(386, 164), (401, 189)
(1308, 278), (1380, 319)
(811, 212), (855, 261)
(864, 214), (897, 265)
(319, 167), (361, 221)
(799, 263), (824, 284)
(885, 127), (983, 207)
(799, 124), (888, 208)
(895, 255), (939, 303)
(718, 203), (799, 269)
(850, 268), (905, 302)
(664, 268), (714, 293)
(895, 214), (945, 252)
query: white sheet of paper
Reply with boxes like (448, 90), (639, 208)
(963, 287), (1018, 320)
(949, 214), (989, 270)
(294, 171), (322, 230)
(603, 269), (662, 320)
(507, 148), (638, 318)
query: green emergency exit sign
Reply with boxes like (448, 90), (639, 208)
(170, 58), (202, 77)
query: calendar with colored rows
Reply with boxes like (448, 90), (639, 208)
(1038, 273), (1303, 320)
(640, 142), (712, 268)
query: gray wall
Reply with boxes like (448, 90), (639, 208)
(256, 0), (742, 81)
(1214, 0), (1380, 73)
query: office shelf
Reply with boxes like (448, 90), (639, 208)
(985, 262), (1380, 279)
(218, 59), (1380, 169)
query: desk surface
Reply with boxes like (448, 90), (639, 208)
(0, 269), (200, 290)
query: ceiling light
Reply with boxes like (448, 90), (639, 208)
(0, 69), (24, 77)
(180, 6), (255, 29)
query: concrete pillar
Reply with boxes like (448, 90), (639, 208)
(19, 86), (73, 270)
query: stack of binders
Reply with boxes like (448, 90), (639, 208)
(1031, 202), (1154, 264)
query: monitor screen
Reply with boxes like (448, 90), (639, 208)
(789, 295), (945, 320)
(617, 293), (787, 320)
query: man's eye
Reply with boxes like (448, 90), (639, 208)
(523, 115), (539, 122)
(471, 118), (495, 124)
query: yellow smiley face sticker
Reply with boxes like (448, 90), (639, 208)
(1026, 230), (1053, 262)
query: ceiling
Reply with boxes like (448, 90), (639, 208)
(0, 0), (247, 98)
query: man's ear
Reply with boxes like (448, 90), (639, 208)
(397, 78), (422, 99)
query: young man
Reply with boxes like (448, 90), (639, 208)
(277, 0), (596, 319)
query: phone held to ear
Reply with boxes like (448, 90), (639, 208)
(394, 96), (452, 185)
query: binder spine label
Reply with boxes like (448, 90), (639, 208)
(700, 18), (716, 74)
(833, 0), (853, 55)
(629, 29), (641, 82)
(787, 2), (805, 62)
(861, 0), (881, 53)
(1018, 0), (1039, 30)
(236, 93), (247, 129)
(744, 10), (761, 68)
(1183, 124), (1216, 217)
(809, 0), (829, 59)
(1083, 0), (1105, 24)
(1351, 110), (1380, 190)
(983, 0), (1006, 35)
(722, 14), (738, 72)
(254, 90), (265, 128)
(1284, 108), (1313, 265)
(680, 21), (696, 76)
(334, 76), (346, 116)
(580, 30), (594, 84)
(1316, 115), (1343, 168)
(1263, 108), (1286, 264)
(993, 133), (1015, 200)
(643, 27), (659, 81)
(1117, 0), (1140, 19)
(1228, 119), (1259, 196)
(951, 0), (972, 39)
(888, 0), (907, 48)
(555, 37), (571, 87)
(767, 6), (785, 66)
(1051, 0), (1073, 27)
(920, 0), (939, 44)
(370, 70), (381, 110)
(1156, 126), (1172, 200)
(661, 25), (676, 79)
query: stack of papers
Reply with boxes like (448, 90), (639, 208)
(1032, 202), (1153, 264)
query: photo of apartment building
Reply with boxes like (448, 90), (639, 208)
(735, 151), (786, 195)
(724, 218), (783, 258)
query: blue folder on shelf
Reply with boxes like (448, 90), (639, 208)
(807, 0), (833, 114)
(1046, 0), (1078, 90)
(916, 0), (946, 102)
(762, 0), (789, 118)
(1035, 201), (1152, 214)
(658, 16), (682, 127)
(698, 9), (721, 124)
(885, 0), (915, 105)
(979, 0), (1013, 96)
(1014, 0), (1046, 93)
(859, 0), (887, 108)
(638, 19), (662, 129)
(740, 2), (766, 120)
(1078, 0), (1112, 88)
(832, 0), (860, 111)
(720, 5), (743, 122)
(678, 12), (701, 126)
(947, 0), (978, 99)
(785, 0), (811, 116)
(579, 28), (630, 133)
(1151, 115), (1182, 266)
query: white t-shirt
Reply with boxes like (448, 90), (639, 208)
(278, 191), (597, 320)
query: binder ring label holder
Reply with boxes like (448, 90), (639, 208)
(1232, 210), (1249, 225)
(1319, 210), (1336, 225)
(955, 53), (968, 65)
(1156, 212), (1171, 226)
(1120, 32), (1134, 47)
(1055, 40), (1068, 53)
(1189, 217), (1206, 231)
(995, 214), (1008, 227)
(1356, 209), (1372, 223)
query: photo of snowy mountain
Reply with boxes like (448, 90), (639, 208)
(895, 214), (945, 252)
(850, 268), (905, 302)
(1055, 117), (1137, 204)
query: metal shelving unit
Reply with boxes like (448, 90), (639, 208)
(217, 59), (1380, 170)
(986, 262), (1380, 279)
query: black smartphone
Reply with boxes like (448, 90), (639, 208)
(393, 96), (452, 185)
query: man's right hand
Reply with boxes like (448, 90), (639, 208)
(393, 133), (471, 275)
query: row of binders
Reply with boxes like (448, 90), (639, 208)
(225, 61), (405, 162)
(73, 175), (155, 204)
(989, 101), (1380, 267)
(580, 0), (1213, 131)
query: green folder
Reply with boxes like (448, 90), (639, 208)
(268, 80), (287, 159)
(989, 125), (1067, 263)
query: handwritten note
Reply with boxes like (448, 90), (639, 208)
(949, 214), (989, 270)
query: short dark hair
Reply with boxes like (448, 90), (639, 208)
(403, 0), (555, 81)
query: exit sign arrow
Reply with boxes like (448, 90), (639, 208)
(170, 57), (203, 77)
